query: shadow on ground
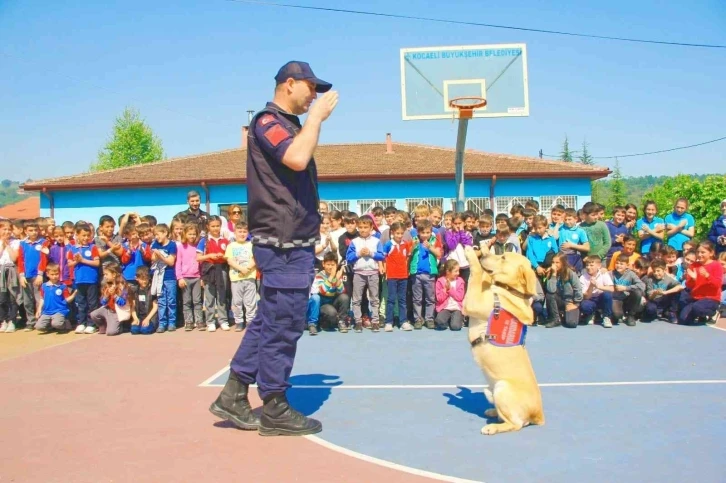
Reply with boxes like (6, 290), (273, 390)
(443, 386), (493, 420)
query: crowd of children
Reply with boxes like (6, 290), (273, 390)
(0, 196), (724, 336)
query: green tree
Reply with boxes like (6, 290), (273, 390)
(560, 135), (573, 162)
(92, 107), (164, 172)
(579, 140), (594, 165)
(608, 158), (627, 211)
(1, 179), (11, 188)
(642, 174), (726, 240)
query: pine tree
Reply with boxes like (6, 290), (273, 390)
(92, 107), (164, 172)
(579, 140), (594, 165)
(560, 136), (573, 162)
(608, 158), (627, 209)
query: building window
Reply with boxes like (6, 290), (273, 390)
(358, 199), (397, 214)
(405, 198), (444, 214)
(218, 203), (248, 220)
(495, 196), (535, 215)
(323, 200), (350, 212)
(449, 197), (491, 214)
(539, 195), (578, 217)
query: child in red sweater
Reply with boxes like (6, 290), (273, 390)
(434, 259), (466, 331)
(382, 222), (411, 332)
(677, 240), (723, 325)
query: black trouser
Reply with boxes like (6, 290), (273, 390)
(75, 283), (99, 327)
(545, 293), (580, 328)
(612, 288), (643, 320)
(644, 294), (677, 320)
(678, 291), (719, 324)
(0, 291), (18, 322)
(435, 309), (464, 330)
(319, 294), (351, 330)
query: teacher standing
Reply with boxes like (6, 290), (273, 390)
(210, 61), (338, 436)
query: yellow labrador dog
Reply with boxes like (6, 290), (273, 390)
(462, 246), (545, 435)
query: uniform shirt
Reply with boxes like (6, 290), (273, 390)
(150, 240), (177, 281)
(197, 236), (229, 265)
(635, 216), (665, 255)
(558, 225), (588, 255)
(224, 241), (256, 282)
(67, 244), (100, 284)
(17, 238), (47, 278)
(40, 282), (71, 316)
(664, 212), (695, 251)
(247, 102), (320, 249)
(526, 234), (558, 270)
(120, 241), (151, 282)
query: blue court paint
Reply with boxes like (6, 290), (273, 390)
(207, 324), (725, 482)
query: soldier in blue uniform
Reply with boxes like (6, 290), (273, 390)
(210, 61), (338, 436)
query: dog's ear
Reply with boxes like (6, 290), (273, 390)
(520, 261), (538, 297)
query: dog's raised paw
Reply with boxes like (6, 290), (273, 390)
(484, 408), (498, 418)
(481, 424), (498, 435)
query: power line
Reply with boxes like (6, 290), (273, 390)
(225, 0), (726, 49)
(541, 134), (726, 160)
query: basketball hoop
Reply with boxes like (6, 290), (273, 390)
(449, 96), (487, 119)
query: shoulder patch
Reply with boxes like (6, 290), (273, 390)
(264, 124), (292, 147)
(259, 114), (275, 126)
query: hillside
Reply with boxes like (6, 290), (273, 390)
(592, 173), (721, 207)
(0, 180), (33, 208)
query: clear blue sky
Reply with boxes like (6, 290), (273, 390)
(1, 0), (724, 181)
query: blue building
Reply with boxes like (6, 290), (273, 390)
(23, 134), (609, 223)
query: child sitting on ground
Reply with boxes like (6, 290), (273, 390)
(130, 266), (157, 335)
(544, 253), (583, 328)
(35, 263), (76, 333)
(579, 255), (614, 328)
(307, 252), (349, 335)
(434, 259), (465, 331)
(90, 265), (131, 336)
(611, 254), (646, 326)
(643, 259), (682, 323)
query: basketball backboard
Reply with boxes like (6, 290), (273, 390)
(400, 43), (529, 120)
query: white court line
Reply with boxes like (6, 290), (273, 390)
(707, 323), (726, 332)
(304, 434), (482, 483)
(198, 363), (232, 387)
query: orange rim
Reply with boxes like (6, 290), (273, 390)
(449, 96), (487, 119)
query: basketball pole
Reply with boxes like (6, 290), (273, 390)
(453, 115), (469, 213)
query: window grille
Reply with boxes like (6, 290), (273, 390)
(323, 200), (350, 212)
(494, 196), (535, 215)
(357, 199), (397, 215)
(539, 195), (578, 217)
(405, 198), (444, 214)
(449, 197), (491, 214)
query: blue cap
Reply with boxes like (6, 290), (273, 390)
(274, 61), (332, 93)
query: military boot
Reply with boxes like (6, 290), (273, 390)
(258, 393), (322, 437)
(209, 371), (260, 430)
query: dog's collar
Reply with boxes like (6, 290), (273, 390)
(471, 294), (502, 347)
(493, 280), (530, 299)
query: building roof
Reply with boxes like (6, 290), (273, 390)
(22, 142), (610, 191)
(0, 196), (40, 219)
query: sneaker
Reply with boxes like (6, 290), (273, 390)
(338, 320), (348, 333)
(425, 319), (435, 330)
(220, 322), (231, 331)
(235, 323), (245, 332)
(308, 324), (318, 336)
(580, 314), (593, 326)
(184, 322), (194, 331)
(207, 323), (217, 332)
(401, 321), (413, 331)
(5, 321), (16, 333)
(362, 317), (372, 330)
(371, 322), (380, 332)
(354, 321), (363, 333)
(667, 313), (678, 324)
(413, 319), (424, 330)
(167, 324), (176, 332)
(84, 326), (97, 334)
(0, 321), (7, 332)
(24, 325), (34, 332)
(156, 325), (166, 334)
(75, 324), (86, 334)
(624, 315), (636, 327)
(706, 312), (719, 325)
(384, 323), (393, 332)
(602, 317), (613, 328)
(195, 322), (206, 331)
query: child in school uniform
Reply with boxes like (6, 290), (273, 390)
(382, 222), (411, 331)
(558, 208), (590, 274)
(130, 266), (157, 335)
(197, 216), (230, 332)
(120, 223), (151, 291)
(434, 259), (465, 331)
(150, 223), (178, 333)
(543, 253), (583, 328)
(35, 263), (76, 333)
(17, 221), (47, 331)
(67, 223), (100, 334)
(643, 259), (682, 323)
(611, 254), (646, 326)
(90, 264), (131, 336)
(579, 255), (615, 327)
(225, 222), (258, 332)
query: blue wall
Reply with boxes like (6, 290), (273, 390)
(40, 177), (592, 222)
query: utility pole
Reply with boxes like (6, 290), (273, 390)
(246, 110), (255, 125)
